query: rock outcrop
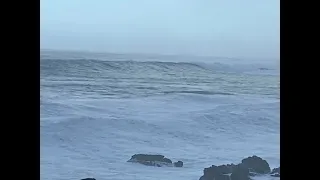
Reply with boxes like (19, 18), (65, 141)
(127, 154), (183, 167)
(199, 164), (248, 180)
(174, 160), (183, 167)
(241, 155), (271, 174)
(198, 155), (275, 180)
(270, 166), (280, 177)
(271, 167), (280, 174)
(230, 164), (249, 180)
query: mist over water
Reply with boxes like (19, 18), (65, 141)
(41, 0), (279, 60)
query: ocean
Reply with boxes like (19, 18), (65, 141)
(40, 50), (280, 180)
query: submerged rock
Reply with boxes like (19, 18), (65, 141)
(174, 161), (183, 167)
(241, 155), (271, 174)
(127, 154), (183, 167)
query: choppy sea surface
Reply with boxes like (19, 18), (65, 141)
(40, 50), (280, 180)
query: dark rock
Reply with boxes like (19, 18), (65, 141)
(218, 174), (231, 180)
(270, 166), (280, 177)
(205, 164), (235, 175)
(130, 154), (167, 162)
(271, 167), (280, 174)
(198, 155), (272, 180)
(81, 178), (96, 180)
(223, 164), (236, 174)
(202, 164), (235, 180)
(271, 173), (280, 177)
(241, 155), (271, 174)
(162, 157), (173, 164)
(230, 164), (250, 180)
(138, 160), (161, 167)
(200, 163), (250, 180)
(174, 161), (183, 167)
(127, 154), (173, 167)
(200, 174), (230, 180)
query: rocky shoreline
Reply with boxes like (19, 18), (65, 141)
(199, 155), (279, 180)
(80, 154), (279, 180)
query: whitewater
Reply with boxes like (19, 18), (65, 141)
(40, 50), (280, 180)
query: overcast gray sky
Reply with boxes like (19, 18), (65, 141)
(40, 0), (279, 60)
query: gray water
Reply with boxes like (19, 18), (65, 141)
(40, 50), (280, 180)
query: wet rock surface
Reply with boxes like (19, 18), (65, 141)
(199, 155), (278, 180)
(271, 167), (280, 174)
(127, 154), (183, 167)
(174, 160), (183, 167)
(241, 155), (271, 174)
(270, 166), (280, 177)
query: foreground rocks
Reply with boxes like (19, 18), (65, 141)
(241, 155), (271, 174)
(230, 164), (250, 180)
(79, 155), (278, 180)
(199, 155), (279, 180)
(127, 154), (183, 167)
(200, 164), (249, 180)
(270, 166), (280, 177)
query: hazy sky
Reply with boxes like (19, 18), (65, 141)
(40, 0), (279, 60)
